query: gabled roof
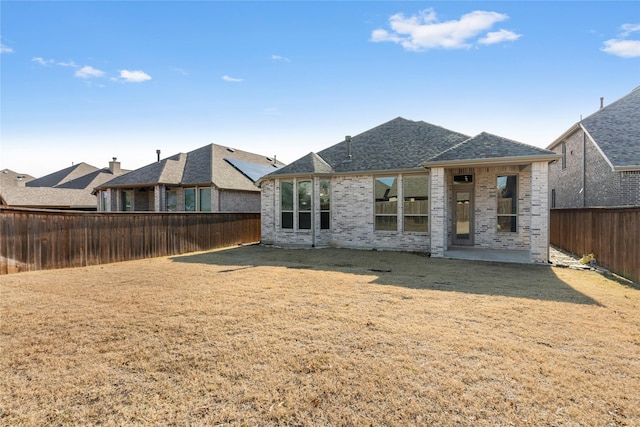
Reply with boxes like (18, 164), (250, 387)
(55, 167), (132, 190)
(97, 144), (284, 192)
(266, 152), (333, 176)
(0, 169), (35, 188)
(548, 87), (640, 170)
(26, 163), (99, 188)
(0, 186), (96, 209)
(263, 117), (556, 180)
(424, 132), (558, 167)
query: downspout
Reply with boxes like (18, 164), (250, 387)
(311, 177), (316, 248)
(583, 129), (586, 207)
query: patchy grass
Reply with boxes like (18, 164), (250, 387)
(1, 245), (639, 426)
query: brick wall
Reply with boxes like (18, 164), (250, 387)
(549, 130), (585, 208)
(261, 164), (551, 262)
(621, 171), (640, 206)
(549, 127), (638, 207)
(219, 190), (260, 212)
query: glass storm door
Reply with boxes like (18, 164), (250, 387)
(453, 190), (473, 246)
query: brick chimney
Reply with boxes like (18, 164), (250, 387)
(109, 157), (121, 174)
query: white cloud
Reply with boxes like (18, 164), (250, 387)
(271, 54), (291, 62)
(75, 65), (105, 78)
(371, 8), (521, 51)
(601, 39), (640, 58)
(58, 61), (78, 67)
(620, 23), (640, 37)
(222, 75), (243, 83)
(601, 23), (640, 58)
(479, 29), (522, 45)
(32, 57), (54, 66)
(117, 70), (152, 83)
(1, 44), (13, 54)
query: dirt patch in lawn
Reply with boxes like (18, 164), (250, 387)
(1, 245), (639, 426)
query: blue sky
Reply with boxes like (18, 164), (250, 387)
(1, 1), (639, 177)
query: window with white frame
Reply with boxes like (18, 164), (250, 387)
(375, 176), (398, 231)
(319, 179), (331, 230)
(403, 175), (429, 232)
(280, 181), (294, 229)
(298, 180), (312, 229)
(497, 175), (517, 232)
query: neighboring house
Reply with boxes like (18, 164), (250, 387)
(95, 144), (284, 212)
(548, 87), (640, 208)
(258, 117), (559, 263)
(0, 161), (127, 210)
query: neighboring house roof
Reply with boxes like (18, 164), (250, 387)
(424, 132), (558, 167)
(55, 167), (132, 190)
(548, 87), (640, 171)
(26, 162), (99, 188)
(0, 169), (35, 188)
(0, 186), (96, 209)
(263, 117), (557, 181)
(1, 162), (129, 209)
(96, 144), (284, 192)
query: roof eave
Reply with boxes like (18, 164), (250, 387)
(422, 154), (561, 169)
(546, 123), (581, 150)
(613, 165), (640, 172)
(257, 167), (427, 184)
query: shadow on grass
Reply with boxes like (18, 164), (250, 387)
(170, 244), (602, 306)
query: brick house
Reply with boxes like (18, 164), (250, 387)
(258, 117), (559, 263)
(548, 87), (640, 208)
(95, 144), (283, 212)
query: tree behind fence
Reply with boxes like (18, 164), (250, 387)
(550, 207), (639, 284)
(0, 207), (260, 274)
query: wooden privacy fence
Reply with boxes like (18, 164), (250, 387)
(550, 207), (640, 284)
(0, 207), (260, 274)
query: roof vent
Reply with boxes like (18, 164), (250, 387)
(226, 147), (235, 153)
(600, 97), (604, 109)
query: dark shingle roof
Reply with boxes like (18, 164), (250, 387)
(55, 168), (131, 190)
(426, 132), (556, 164)
(265, 117), (556, 179)
(268, 152), (333, 175)
(26, 163), (99, 187)
(266, 117), (470, 178)
(581, 87), (640, 168)
(97, 144), (284, 191)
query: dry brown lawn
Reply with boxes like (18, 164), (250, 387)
(1, 245), (639, 426)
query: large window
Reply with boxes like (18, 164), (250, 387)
(298, 180), (312, 229)
(121, 190), (132, 211)
(199, 188), (212, 212)
(281, 181), (294, 229)
(166, 190), (177, 212)
(497, 175), (517, 232)
(375, 176), (398, 231)
(403, 175), (429, 232)
(184, 188), (196, 212)
(320, 179), (331, 230)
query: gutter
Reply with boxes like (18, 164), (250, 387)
(421, 154), (561, 169)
